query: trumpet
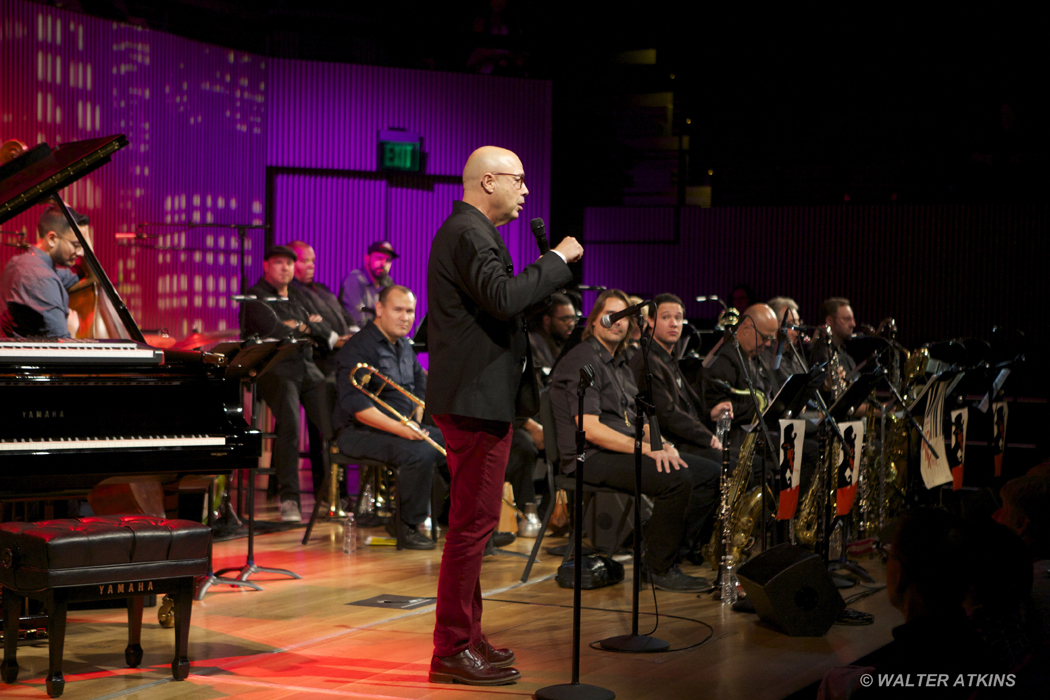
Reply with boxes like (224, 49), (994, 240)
(350, 363), (446, 456)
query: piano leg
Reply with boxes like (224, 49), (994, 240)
(1, 588), (21, 684)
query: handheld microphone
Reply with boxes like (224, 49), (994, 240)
(530, 218), (550, 255)
(600, 299), (650, 328)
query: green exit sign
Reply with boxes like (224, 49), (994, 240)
(378, 129), (421, 173)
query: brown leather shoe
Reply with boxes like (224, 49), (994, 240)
(429, 647), (520, 685)
(474, 638), (516, 668)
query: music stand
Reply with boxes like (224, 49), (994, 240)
(821, 374), (876, 583)
(211, 340), (304, 589)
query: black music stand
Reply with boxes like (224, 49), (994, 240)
(821, 375), (877, 583)
(210, 340), (303, 590)
(536, 365), (616, 700)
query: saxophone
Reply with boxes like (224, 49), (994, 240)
(703, 426), (765, 566)
(795, 327), (846, 547)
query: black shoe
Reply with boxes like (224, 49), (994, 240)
(642, 565), (710, 592)
(490, 531), (516, 548)
(386, 521), (436, 550)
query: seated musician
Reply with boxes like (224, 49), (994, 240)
(529, 292), (576, 389)
(338, 240), (397, 331)
(808, 297), (857, 376)
(550, 289), (719, 592)
(765, 296), (808, 390)
(288, 240), (354, 503)
(0, 205), (86, 338)
(241, 245), (331, 523)
(628, 293), (722, 461)
(332, 284), (443, 551)
(701, 303), (779, 446)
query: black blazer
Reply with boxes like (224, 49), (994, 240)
(425, 201), (572, 423)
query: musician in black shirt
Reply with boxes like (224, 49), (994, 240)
(628, 293), (721, 461)
(240, 245), (330, 523)
(550, 290), (719, 592)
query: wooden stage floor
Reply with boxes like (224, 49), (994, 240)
(2, 501), (901, 700)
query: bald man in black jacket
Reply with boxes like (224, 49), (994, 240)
(425, 146), (582, 686)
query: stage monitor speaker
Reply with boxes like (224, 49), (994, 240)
(736, 543), (845, 637)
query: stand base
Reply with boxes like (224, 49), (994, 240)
(483, 541), (529, 560)
(195, 574), (263, 600)
(216, 562), (302, 582)
(535, 682), (616, 700)
(597, 634), (670, 653)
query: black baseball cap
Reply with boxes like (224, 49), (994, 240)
(366, 240), (399, 260)
(264, 245), (298, 261)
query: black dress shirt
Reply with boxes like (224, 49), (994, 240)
(550, 337), (638, 471)
(332, 320), (426, 432)
(701, 339), (773, 430)
(629, 339), (715, 451)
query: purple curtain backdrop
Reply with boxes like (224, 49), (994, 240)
(0, 0), (552, 341)
(581, 204), (1049, 351)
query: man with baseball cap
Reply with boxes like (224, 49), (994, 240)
(240, 245), (332, 522)
(339, 240), (398, 330)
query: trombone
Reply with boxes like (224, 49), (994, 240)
(350, 363), (446, 456)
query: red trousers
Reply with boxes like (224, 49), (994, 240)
(431, 414), (513, 657)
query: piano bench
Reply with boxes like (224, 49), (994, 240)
(0, 515), (210, 698)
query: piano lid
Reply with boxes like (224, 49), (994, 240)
(0, 135), (128, 225)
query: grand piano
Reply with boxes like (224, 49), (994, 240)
(0, 135), (262, 502)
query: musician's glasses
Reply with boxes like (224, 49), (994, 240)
(494, 172), (525, 189)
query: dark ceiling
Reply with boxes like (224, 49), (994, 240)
(37, 1), (1050, 209)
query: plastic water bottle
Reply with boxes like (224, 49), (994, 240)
(342, 512), (357, 554)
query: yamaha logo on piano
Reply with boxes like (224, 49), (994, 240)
(97, 580), (155, 596)
(21, 410), (65, 419)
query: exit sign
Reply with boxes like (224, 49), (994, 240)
(378, 129), (421, 173)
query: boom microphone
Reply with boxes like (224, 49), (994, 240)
(530, 217), (550, 255)
(600, 299), (651, 328)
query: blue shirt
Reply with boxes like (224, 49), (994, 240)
(333, 320), (426, 430)
(0, 246), (78, 338)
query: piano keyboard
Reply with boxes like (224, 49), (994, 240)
(0, 339), (164, 364)
(0, 435), (226, 452)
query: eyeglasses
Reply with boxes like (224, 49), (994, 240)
(757, 330), (777, 344)
(555, 315), (578, 324)
(493, 172), (525, 189)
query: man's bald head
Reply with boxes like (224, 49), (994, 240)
(461, 146), (529, 227)
(739, 303), (778, 358)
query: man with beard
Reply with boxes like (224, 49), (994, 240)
(1, 205), (85, 338)
(529, 292), (576, 389)
(339, 240), (397, 330)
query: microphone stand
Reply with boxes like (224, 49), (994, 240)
(536, 365), (616, 700)
(726, 325), (778, 551)
(598, 322), (670, 654)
